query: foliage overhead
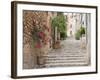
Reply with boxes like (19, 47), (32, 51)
(51, 13), (67, 33)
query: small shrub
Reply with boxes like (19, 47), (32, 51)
(75, 30), (81, 40)
(60, 32), (67, 40)
(80, 27), (85, 36)
(75, 27), (86, 40)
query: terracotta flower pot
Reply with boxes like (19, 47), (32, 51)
(53, 40), (61, 49)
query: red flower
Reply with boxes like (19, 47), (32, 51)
(38, 32), (45, 39)
(35, 43), (41, 48)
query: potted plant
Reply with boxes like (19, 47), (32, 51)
(51, 13), (67, 49)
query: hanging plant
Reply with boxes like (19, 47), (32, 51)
(31, 24), (50, 48)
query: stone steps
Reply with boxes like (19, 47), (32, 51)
(44, 61), (88, 67)
(43, 52), (88, 67)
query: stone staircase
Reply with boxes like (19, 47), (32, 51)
(43, 52), (88, 67)
(43, 38), (89, 68)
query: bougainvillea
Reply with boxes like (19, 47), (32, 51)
(29, 12), (51, 49)
(31, 24), (50, 48)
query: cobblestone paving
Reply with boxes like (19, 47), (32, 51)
(43, 37), (90, 67)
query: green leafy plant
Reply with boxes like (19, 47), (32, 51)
(80, 26), (85, 36)
(51, 13), (67, 39)
(75, 26), (86, 40)
(52, 13), (67, 32)
(75, 30), (81, 40)
(60, 31), (67, 40)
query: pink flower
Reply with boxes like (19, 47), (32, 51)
(38, 32), (45, 39)
(35, 43), (41, 48)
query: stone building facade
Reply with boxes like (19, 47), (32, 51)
(23, 11), (57, 69)
(64, 13), (88, 37)
(23, 11), (47, 69)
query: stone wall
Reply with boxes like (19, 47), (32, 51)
(23, 11), (48, 69)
